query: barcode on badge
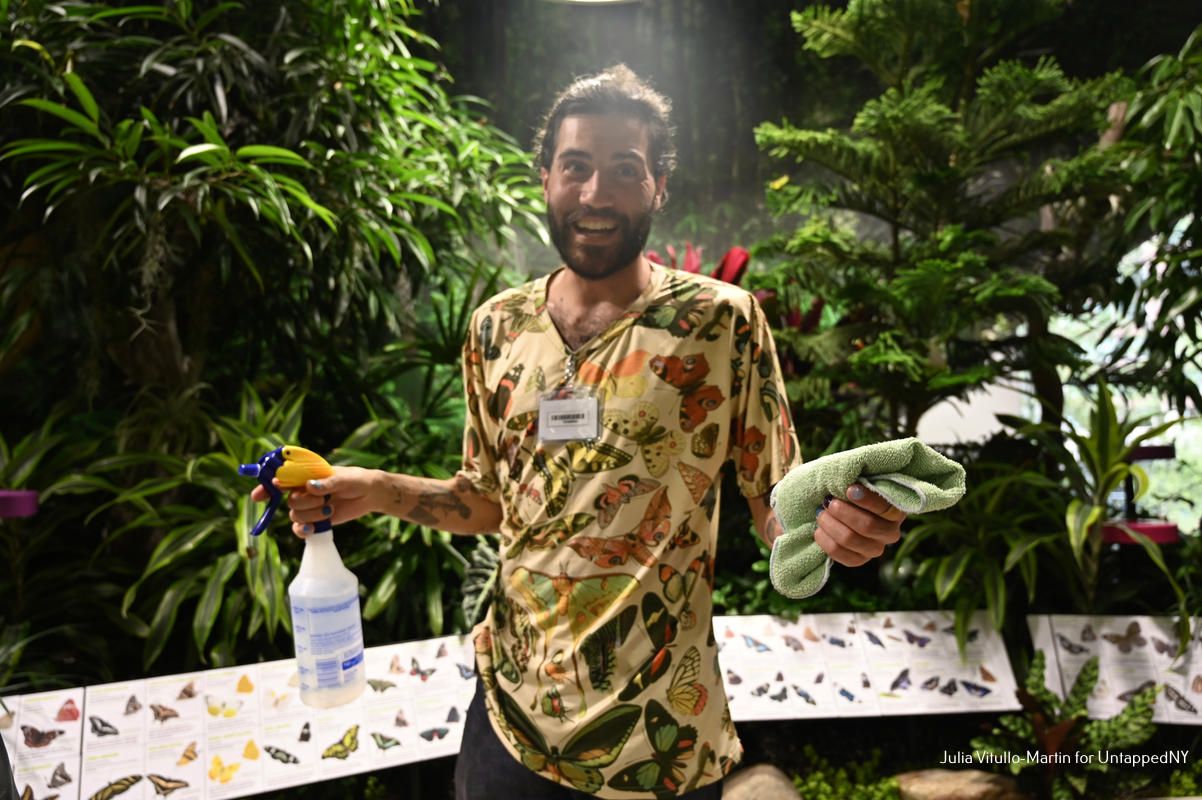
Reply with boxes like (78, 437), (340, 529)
(551, 412), (586, 422)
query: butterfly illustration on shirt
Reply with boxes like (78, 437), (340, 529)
(636, 280), (714, 339)
(533, 441), (633, 517)
(690, 422), (720, 460)
(486, 364), (525, 422)
(601, 403), (682, 477)
(497, 689), (639, 794)
(659, 554), (708, 630)
(479, 314), (502, 360)
(619, 593), (680, 702)
(675, 462), (713, 506)
(507, 514), (596, 559)
(567, 533), (656, 569)
(593, 476), (660, 528)
(666, 646), (708, 716)
(607, 700), (699, 798)
(575, 349), (649, 400)
(650, 354), (726, 433)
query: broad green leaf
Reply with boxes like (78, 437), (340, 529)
(363, 555), (406, 620)
(144, 574), (198, 669)
(1065, 500), (1103, 567)
(12, 39), (54, 67)
(193, 552), (241, 656)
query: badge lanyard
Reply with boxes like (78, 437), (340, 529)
(538, 348), (601, 442)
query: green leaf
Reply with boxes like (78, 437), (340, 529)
(234, 145), (311, 167)
(363, 555), (406, 620)
(934, 548), (972, 601)
(176, 143), (228, 163)
(193, 552), (241, 657)
(63, 73), (99, 123)
(18, 99), (101, 140)
(1065, 500), (1103, 567)
(144, 575), (198, 669)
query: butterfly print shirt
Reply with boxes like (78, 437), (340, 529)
(459, 264), (802, 798)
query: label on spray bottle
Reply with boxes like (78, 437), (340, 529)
(290, 590), (365, 691)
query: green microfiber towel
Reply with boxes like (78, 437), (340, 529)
(769, 437), (966, 599)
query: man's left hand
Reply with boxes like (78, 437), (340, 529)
(814, 484), (905, 567)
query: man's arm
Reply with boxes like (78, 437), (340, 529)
(257, 465), (503, 538)
(749, 485), (905, 565)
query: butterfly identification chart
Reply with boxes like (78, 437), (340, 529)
(2, 635), (476, 800)
(3, 614), (1018, 800)
(1028, 614), (1202, 725)
(716, 610), (1019, 721)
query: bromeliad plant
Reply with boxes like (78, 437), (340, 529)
(972, 650), (1157, 800)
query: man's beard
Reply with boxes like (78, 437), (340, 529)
(547, 204), (654, 281)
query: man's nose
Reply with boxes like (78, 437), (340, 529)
(580, 170), (613, 207)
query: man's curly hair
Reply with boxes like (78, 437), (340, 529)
(533, 64), (677, 186)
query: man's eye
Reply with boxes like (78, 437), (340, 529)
(565, 162), (588, 176)
(617, 165), (640, 179)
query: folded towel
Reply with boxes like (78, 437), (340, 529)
(769, 438), (967, 599)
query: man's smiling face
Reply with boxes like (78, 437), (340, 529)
(541, 113), (665, 281)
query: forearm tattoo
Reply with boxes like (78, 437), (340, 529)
(399, 475), (478, 526)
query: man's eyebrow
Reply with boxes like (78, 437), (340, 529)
(555, 149), (647, 163)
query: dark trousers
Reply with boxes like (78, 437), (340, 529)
(454, 681), (723, 800)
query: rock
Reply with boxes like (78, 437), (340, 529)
(723, 763), (800, 800)
(895, 769), (1029, 800)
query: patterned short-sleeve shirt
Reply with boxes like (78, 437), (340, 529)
(459, 264), (801, 798)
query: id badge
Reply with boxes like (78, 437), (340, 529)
(538, 386), (600, 442)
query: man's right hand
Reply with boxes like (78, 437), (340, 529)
(250, 466), (383, 539)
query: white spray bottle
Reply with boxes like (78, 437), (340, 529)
(240, 445), (366, 708)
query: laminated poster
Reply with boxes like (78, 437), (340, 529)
(2, 615), (1019, 799)
(1028, 614), (1202, 725)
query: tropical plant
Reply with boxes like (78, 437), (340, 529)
(894, 456), (1067, 649)
(791, 744), (899, 800)
(998, 377), (1190, 629)
(1102, 24), (1202, 413)
(972, 650), (1158, 800)
(752, 0), (1130, 454)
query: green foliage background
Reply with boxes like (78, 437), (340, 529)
(2, 0), (1201, 797)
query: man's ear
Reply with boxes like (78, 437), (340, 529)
(540, 167), (550, 200)
(654, 175), (668, 211)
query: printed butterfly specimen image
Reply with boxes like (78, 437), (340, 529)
(150, 703), (178, 723)
(209, 756), (240, 784)
(782, 635), (804, 652)
(420, 727), (449, 741)
(54, 699), (79, 722)
(903, 629), (931, 648)
(960, 680), (992, 697)
(124, 695), (141, 715)
(1117, 680), (1156, 702)
(890, 669), (911, 692)
(1102, 621), (1147, 653)
(1164, 684), (1198, 714)
(725, 669), (742, 685)
(177, 741), (197, 766)
(367, 679), (396, 693)
(205, 695), (243, 718)
(372, 732), (401, 751)
(322, 725), (360, 760)
(177, 681), (196, 700)
(87, 774), (142, 799)
(266, 745), (300, 764)
(243, 739), (260, 760)
(497, 688), (639, 793)
(939, 679), (958, 696)
(1055, 633), (1088, 655)
(22, 725), (63, 748)
(921, 676), (940, 691)
(299, 722), (311, 742)
(146, 774), (188, 797)
(457, 662), (476, 680)
(742, 634), (770, 653)
(410, 657), (436, 682)
(46, 762), (71, 789)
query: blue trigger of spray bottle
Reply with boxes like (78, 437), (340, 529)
(239, 446), (332, 537)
